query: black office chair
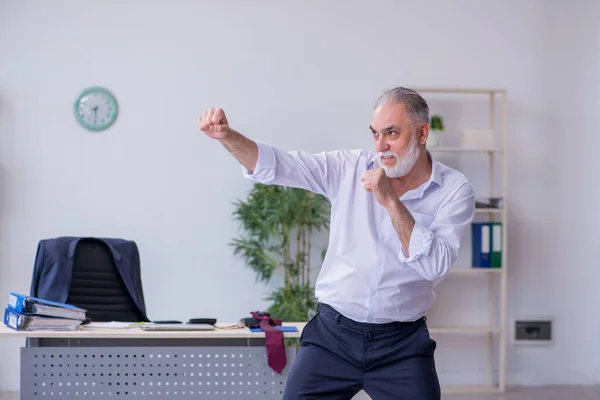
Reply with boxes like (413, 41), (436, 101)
(66, 238), (145, 322)
(30, 236), (149, 322)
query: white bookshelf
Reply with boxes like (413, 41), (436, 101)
(420, 87), (508, 395)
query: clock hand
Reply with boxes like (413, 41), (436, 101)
(92, 105), (98, 125)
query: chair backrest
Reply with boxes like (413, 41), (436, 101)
(66, 238), (144, 322)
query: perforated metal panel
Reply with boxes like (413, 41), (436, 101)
(21, 346), (296, 399)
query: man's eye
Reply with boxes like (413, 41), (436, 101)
(371, 131), (378, 136)
(389, 131), (398, 136)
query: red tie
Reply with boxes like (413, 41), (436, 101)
(250, 312), (287, 374)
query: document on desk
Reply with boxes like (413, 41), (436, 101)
(83, 321), (144, 329)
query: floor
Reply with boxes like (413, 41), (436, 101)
(1, 386), (599, 399)
(2, 386), (598, 400)
(443, 385), (600, 400)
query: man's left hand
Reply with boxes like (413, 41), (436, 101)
(361, 168), (398, 208)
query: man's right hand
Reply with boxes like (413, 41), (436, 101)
(198, 108), (233, 140)
(197, 107), (259, 172)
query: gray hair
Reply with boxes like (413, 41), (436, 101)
(374, 87), (431, 126)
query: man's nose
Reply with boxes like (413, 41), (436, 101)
(375, 137), (389, 153)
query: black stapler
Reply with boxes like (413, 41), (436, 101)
(187, 318), (217, 325)
(239, 311), (270, 327)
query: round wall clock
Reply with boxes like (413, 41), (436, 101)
(73, 87), (119, 131)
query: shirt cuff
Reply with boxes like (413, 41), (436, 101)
(398, 220), (434, 264)
(241, 141), (276, 182)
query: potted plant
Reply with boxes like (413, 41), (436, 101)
(427, 114), (445, 147)
(230, 184), (331, 322)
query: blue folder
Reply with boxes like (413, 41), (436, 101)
(4, 308), (83, 331)
(471, 223), (491, 268)
(7, 292), (86, 321)
(250, 326), (298, 332)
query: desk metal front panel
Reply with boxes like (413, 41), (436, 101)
(21, 346), (296, 399)
(26, 338), (272, 348)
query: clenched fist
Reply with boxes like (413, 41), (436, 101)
(362, 168), (398, 208)
(198, 108), (233, 140)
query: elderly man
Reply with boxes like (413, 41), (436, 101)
(199, 87), (475, 400)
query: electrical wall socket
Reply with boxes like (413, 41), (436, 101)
(514, 318), (553, 346)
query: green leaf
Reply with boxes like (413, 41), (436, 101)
(265, 284), (317, 322)
(430, 114), (445, 132)
(230, 236), (278, 283)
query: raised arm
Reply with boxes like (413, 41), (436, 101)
(199, 108), (347, 199)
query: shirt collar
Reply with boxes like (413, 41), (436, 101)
(430, 153), (442, 186)
(367, 150), (442, 187)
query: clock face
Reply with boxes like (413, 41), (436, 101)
(74, 87), (118, 131)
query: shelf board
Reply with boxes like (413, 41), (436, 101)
(413, 87), (506, 94)
(449, 267), (502, 275)
(429, 326), (500, 334)
(441, 385), (502, 394)
(428, 147), (504, 153)
(475, 207), (503, 214)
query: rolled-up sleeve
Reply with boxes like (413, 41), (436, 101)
(398, 182), (475, 285)
(242, 141), (277, 183)
(397, 221), (434, 263)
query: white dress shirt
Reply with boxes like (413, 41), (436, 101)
(242, 141), (475, 323)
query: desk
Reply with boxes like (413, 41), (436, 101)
(0, 323), (305, 400)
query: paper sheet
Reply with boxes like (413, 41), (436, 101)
(83, 321), (144, 329)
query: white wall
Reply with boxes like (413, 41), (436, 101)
(1, 0), (598, 393)
(515, 0), (600, 386)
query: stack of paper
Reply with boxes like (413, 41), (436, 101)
(84, 321), (144, 329)
(3, 292), (87, 331)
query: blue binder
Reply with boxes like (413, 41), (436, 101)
(7, 292), (86, 321)
(4, 308), (83, 331)
(472, 223), (491, 268)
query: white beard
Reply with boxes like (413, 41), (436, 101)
(376, 135), (420, 178)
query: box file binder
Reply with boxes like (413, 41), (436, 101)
(490, 222), (503, 268)
(7, 292), (86, 321)
(4, 308), (83, 331)
(472, 223), (491, 267)
(471, 222), (503, 269)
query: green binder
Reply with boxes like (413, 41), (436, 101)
(490, 222), (502, 268)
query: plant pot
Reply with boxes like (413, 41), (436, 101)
(427, 131), (440, 148)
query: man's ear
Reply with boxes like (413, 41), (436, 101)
(418, 123), (429, 145)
